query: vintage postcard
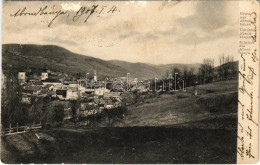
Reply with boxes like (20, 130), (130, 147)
(0, 0), (259, 164)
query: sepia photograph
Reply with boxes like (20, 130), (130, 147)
(0, 0), (259, 164)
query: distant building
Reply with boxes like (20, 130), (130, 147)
(94, 87), (110, 96)
(43, 84), (54, 91)
(64, 81), (78, 88)
(21, 93), (31, 104)
(56, 89), (67, 100)
(41, 72), (48, 80)
(32, 81), (44, 86)
(28, 73), (41, 82)
(18, 72), (26, 84)
(42, 78), (62, 86)
(53, 84), (67, 91)
(66, 87), (78, 100)
(24, 84), (42, 95)
(105, 104), (114, 109)
(104, 92), (121, 99)
(38, 89), (49, 97)
(85, 87), (95, 94)
(94, 69), (97, 82)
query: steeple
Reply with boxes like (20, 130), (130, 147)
(94, 69), (97, 81)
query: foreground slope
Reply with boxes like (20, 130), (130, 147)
(1, 127), (236, 163)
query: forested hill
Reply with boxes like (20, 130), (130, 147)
(2, 44), (201, 79)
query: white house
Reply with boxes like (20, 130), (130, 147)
(66, 87), (78, 100)
(78, 85), (86, 96)
(18, 72), (26, 84)
(41, 72), (48, 80)
(94, 87), (110, 96)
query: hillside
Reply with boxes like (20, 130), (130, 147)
(123, 80), (238, 127)
(2, 44), (127, 79)
(2, 44), (200, 79)
(109, 60), (200, 79)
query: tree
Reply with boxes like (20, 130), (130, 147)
(102, 107), (127, 127)
(54, 104), (64, 124)
(172, 67), (181, 76)
(41, 96), (54, 126)
(70, 97), (81, 122)
(218, 54), (235, 80)
(1, 69), (24, 127)
(86, 113), (104, 127)
(185, 68), (196, 87)
(198, 59), (214, 84)
(31, 97), (43, 124)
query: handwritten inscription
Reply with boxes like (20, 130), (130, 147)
(9, 5), (119, 27)
(237, 10), (258, 163)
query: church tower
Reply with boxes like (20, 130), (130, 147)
(94, 69), (97, 82)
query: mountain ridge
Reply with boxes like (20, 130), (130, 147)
(2, 44), (201, 79)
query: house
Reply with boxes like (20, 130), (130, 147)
(105, 104), (114, 109)
(48, 90), (56, 98)
(69, 81), (78, 88)
(81, 92), (88, 98)
(28, 74), (41, 82)
(32, 81), (44, 86)
(18, 72), (26, 84)
(85, 87), (94, 94)
(104, 92), (121, 99)
(56, 89), (67, 100)
(63, 81), (78, 87)
(66, 87), (78, 100)
(38, 89), (49, 97)
(94, 87), (110, 96)
(53, 84), (67, 91)
(42, 78), (62, 86)
(41, 72), (48, 80)
(21, 93), (31, 104)
(78, 85), (86, 96)
(43, 84), (54, 91)
(24, 84), (42, 95)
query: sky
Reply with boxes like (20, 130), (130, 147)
(2, 1), (239, 65)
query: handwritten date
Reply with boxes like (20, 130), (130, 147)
(9, 5), (119, 27)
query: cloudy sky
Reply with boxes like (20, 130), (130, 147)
(3, 1), (239, 65)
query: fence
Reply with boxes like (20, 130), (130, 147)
(1, 123), (42, 136)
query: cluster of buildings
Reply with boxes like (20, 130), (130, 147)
(15, 69), (127, 119)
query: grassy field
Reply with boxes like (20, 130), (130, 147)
(1, 80), (238, 163)
(124, 80), (238, 127)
